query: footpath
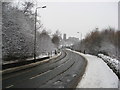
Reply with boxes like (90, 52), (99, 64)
(68, 49), (119, 88)
(76, 52), (118, 88)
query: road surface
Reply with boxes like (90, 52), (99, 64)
(2, 49), (87, 88)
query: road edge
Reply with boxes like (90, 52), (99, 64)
(2, 52), (62, 75)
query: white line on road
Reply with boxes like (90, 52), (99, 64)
(30, 58), (70, 80)
(6, 85), (14, 88)
(30, 70), (52, 79)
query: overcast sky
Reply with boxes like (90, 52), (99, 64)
(36, 1), (118, 39)
(13, 0), (118, 39)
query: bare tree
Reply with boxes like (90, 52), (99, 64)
(2, 2), (35, 61)
(22, 1), (34, 15)
(36, 30), (56, 55)
(52, 33), (60, 48)
(73, 27), (119, 60)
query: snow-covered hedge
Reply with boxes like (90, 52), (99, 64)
(98, 54), (120, 78)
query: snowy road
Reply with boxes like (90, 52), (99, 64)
(2, 49), (87, 88)
(75, 52), (119, 88)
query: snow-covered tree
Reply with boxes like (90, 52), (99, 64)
(2, 2), (34, 61)
(36, 30), (56, 56)
(2, 2), (59, 62)
(52, 35), (60, 48)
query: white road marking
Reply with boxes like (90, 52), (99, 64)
(30, 58), (70, 80)
(30, 70), (52, 79)
(6, 85), (14, 88)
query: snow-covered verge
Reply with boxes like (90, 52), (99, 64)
(3, 54), (49, 65)
(2, 52), (61, 74)
(76, 52), (119, 88)
(98, 54), (120, 79)
(3, 51), (57, 65)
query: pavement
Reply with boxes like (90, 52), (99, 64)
(2, 49), (87, 88)
(76, 52), (118, 88)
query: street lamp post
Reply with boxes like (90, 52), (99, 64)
(77, 32), (82, 52)
(77, 32), (82, 41)
(34, 6), (46, 62)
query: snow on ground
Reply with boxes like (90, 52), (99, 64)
(76, 52), (119, 88)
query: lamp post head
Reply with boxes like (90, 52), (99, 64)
(42, 6), (46, 8)
(36, 6), (46, 9)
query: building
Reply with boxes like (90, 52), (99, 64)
(63, 34), (66, 41)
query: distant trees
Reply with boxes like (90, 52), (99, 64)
(52, 30), (61, 48)
(36, 30), (56, 56)
(83, 29), (102, 55)
(52, 35), (60, 48)
(73, 27), (120, 60)
(116, 31), (120, 59)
